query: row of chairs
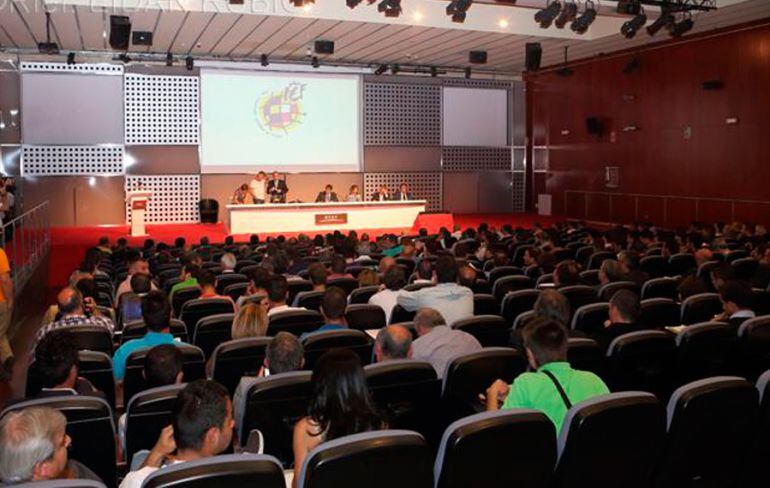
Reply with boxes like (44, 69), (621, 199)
(10, 374), (769, 488)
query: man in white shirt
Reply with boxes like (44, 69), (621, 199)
(119, 380), (234, 488)
(249, 171), (267, 204)
(397, 255), (473, 327)
(266, 275), (306, 317)
(369, 266), (406, 324)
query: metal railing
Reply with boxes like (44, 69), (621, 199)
(0, 201), (50, 295)
(563, 190), (770, 225)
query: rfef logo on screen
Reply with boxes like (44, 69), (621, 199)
(255, 82), (307, 137)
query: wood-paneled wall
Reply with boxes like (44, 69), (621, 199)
(526, 20), (770, 227)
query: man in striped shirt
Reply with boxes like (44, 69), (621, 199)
(36, 287), (114, 343)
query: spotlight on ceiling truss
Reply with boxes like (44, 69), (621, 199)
(571, 0), (597, 35)
(377, 0), (402, 17)
(669, 11), (694, 37)
(446, 0), (473, 23)
(621, 7), (647, 38)
(534, 1), (562, 29)
(554, 1), (578, 29)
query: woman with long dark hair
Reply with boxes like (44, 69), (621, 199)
(292, 348), (383, 486)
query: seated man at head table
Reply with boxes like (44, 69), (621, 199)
(315, 184), (339, 203)
(231, 184), (250, 204)
(393, 182), (414, 201)
(267, 171), (289, 203)
(372, 185), (391, 201)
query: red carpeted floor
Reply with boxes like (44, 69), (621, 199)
(48, 213), (557, 289)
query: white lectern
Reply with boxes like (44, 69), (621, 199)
(126, 191), (152, 237)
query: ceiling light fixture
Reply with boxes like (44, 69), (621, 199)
(621, 7), (647, 38)
(571, 0), (597, 34)
(534, 0), (562, 29)
(554, 1), (578, 29)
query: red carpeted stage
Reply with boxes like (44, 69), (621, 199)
(48, 213), (556, 289)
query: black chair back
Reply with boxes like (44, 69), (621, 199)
(668, 253), (697, 276)
(121, 318), (188, 344)
(171, 285), (202, 317)
(390, 304), (416, 324)
(472, 294), (498, 316)
(223, 282), (249, 302)
(501, 289), (540, 324)
(658, 377), (759, 488)
(142, 454), (285, 488)
(180, 298), (235, 338)
(268, 310), (324, 336)
(211, 337), (272, 395)
(297, 431), (433, 488)
(215, 273), (248, 294)
(287, 280), (313, 304)
(639, 298), (681, 328)
(492, 275), (534, 303)
(641, 277), (678, 301)
(348, 285), (380, 304)
(193, 313), (234, 359)
(586, 251), (615, 270)
(65, 326), (114, 355)
(674, 322), (734, 385)
(441, 348), (526, 422)
(680, 293), (722, 325)
(345, 304), (387, 331)
(240, 372), (313, 467)
(579, 269), (600, 286)
(296, 291), (324, 311)
(435, 410), (556, 488)
(451, 315), (510, 348)
(559, 285), (599, 318)
(327, 277), (358, 296)
(301, 329), (374, 369)
(640, 255), (667, 279)
(732, 257), (759, 281)
(125, 384), (186, 466)
(567, 337), (605, 377)
(570, 303), (609, 336)
(555, 392), (666, 488)
(488, 266), (524, 285)
(597, 281), (639, 301)
(606, 330), (676, 399)
(737, 316), (770, 380)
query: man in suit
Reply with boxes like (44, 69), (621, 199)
(267, 171), (289, 203)
(315, 184), (339, 203)
(717, 280), (756, 332)
(372, 185), (391, 202)
(593, 290), (641, 351)
(393, 182), (414, 201)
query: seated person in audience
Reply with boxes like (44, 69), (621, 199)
(197, 269), (235, 305)
(716, 280), (756, 331)
(594, 290), (641, 350)
(397, 255), (474, 326)
(357, 268), (380, 287)
(292, 349), (384, 488)
(378, 256), (396, 275)
(400, 238), (417, 259)
(36, 286), (114, 343)
(32, 329), (105, 400)
(327, 255), (354, 281)
(553, 260), (581, 288)
(119, 380), (234, 488)
(96, 236), (112, 255)
(371, 185), (391, 201)
(231, 183), (250, 204)
(346, 184), (362, 202)
(117, 254), (157, 302)
(266, 275), (306, 317)
(750, 244), (770, 289)
(231, 301), (269, 339)
(694, 248), (715, 268)
(233, 332), (305, 430)
(119, 345), (184, 452)
(0, 407), (103, 484)
(113, 291), (190, 382)
(293, 262), (327, 307)
(375, 324), (413, 362)
(457, 265), (477, 289)
(411, 307), (481, 378)
(315, 184), (339, 203)
(617, 250), (648, 287)
(169, 263), (201, 300)
(678, 274), (708, 301)
(237, 266), (271, 309)
(121, 273), (152, 324)
(709, 263), (736, 293)
(393, 182), (414, 201)
(486, 319), (609, 434)
(219, 253), (237, 274)
(413, 259), (434, 285)
(310, 287), (348, 334)
(598, 259), (623, 285)
(370, 266), (406, 324)
(534, 289), (571, 328)
(523, 247), (540, 269)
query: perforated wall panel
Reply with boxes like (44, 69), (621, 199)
(442, 147), (512, 171)
(20, 62), (123, 74)
(442, 79), (513, 90)
(124, 74), (199, 145)
(125, 175), (200, 224)
(364, 83), (441, 146)
(22, 145), (124, 176)
(512, 172), (526, 212)
(364, 173), (442, 212)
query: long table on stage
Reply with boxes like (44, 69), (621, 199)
(226, 200), (427, 234)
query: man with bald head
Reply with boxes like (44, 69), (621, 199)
(375, 324), (413, 362)
(379, 256), (397, 275)
(457, 265), (478, 289)
(36, 286), (114, 343)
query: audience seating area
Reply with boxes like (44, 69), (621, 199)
(2, 219), (770, 487)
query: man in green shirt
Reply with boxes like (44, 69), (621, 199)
(486, 318), (609, 434)
(169, 263), (200, 300)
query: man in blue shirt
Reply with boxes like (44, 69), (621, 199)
(302, 287), (348, 340)
(113, 290), (189, 381)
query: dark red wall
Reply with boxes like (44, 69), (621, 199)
(526, 21), (770, 227)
